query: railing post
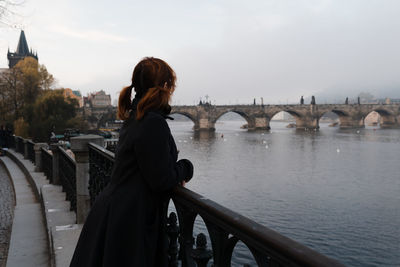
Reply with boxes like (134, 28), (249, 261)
(191, 233), (213, 267)
(166, 212), (179, 267)
(71, 135), (104, 224)
(23, 139), (29, 159)
(34, 143), (47, 172)
(50, 143), (62, 185)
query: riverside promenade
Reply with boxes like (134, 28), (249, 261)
(0, 136), (346, 267)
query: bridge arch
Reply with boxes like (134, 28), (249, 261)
(170, 111), (197, 126)
(319, 110), (347, 124)
(318, 111), (339, 127)
(269, 111), (296, 129)
(269, 109), (302, 119)
(329, 109), (350, 117)
(267, 109), (305, 129)
(319, 109), (361, 128)
(366, 108), (397, 128)
(212, 110), (251, 125)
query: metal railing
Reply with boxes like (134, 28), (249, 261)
(27, 140), (35, 162)
(88, 143), (114, 206)
(7, 134), (15, 148)
(41, 147), (53, 183)
(86, 142), (344, 267)
(58, 146), (77, 212)
(16, 136), (24, 154)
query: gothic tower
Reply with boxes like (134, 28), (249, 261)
(7, 30), (38, 68)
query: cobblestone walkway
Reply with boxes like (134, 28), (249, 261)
(0, 163), (15, 267)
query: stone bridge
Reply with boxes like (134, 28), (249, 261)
(171, 104), (400, 131)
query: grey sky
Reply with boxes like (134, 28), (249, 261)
(1, 0), (399, 104)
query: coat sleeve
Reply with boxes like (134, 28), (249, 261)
(134, 115), (193, 192)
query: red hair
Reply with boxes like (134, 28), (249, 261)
(118, 57), (176, 120)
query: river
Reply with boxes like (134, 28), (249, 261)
(167, 116), (400, 267)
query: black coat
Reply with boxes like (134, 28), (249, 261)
(70, 108), (193, 267)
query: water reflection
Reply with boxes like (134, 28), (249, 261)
(193, 130), (215, 140)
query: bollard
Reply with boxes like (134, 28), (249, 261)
(34, 143), (47, 172)
(71, 135), (104, 224)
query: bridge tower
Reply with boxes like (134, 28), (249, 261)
(7, 30), (38, 68)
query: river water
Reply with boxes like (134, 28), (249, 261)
(167, 117), (400, 267)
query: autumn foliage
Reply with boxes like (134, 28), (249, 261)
(0, 57), (85, 141)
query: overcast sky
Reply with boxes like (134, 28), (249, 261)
(1, 0), (399, 105)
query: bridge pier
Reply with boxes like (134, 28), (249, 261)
(295, 117), (319, 130)
(194, 118), (215, 132)
(338, 115), (365, 128)
(379, 114), (400, 128)
(247, 117), (270, 131)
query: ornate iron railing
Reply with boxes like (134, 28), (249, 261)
(88, 142), (114, 206)
(27, 140), (35, 162)
(58, 147), (77, 212)
(86, 143), (344, 267)
(170, 187), (345, 267)
(41, 147), (53, 183)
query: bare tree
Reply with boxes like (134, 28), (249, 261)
(0, 0), (24, 27)
(0, 67), (24, 121)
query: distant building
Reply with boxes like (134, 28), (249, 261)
(86, 90), (111, 107)
(7, 30), (38, 68)
(63, 88), (83, 107)
(383, 98), (400, 104)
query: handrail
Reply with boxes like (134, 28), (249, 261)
(27, 140), (35, 162)
(41, 147), (52, 157)
(88, 142), (115, 162)
(41, 147), (53, 183)
(58, 146), (76, 165)
(172, 186), (345, 267)
(58, 146), (77, 211)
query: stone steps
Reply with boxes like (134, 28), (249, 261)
(3, 149), (82, 267)
(0, 156), (49, 267)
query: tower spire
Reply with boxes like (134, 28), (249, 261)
(16, 30), (29, 55)
(7, 30), (38, 68)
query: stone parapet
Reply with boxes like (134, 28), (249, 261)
(71, 135), (104, 224)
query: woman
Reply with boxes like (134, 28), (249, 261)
(70, 57), (194, 267)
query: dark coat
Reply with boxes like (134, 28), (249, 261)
(70, 107), (193, 267)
